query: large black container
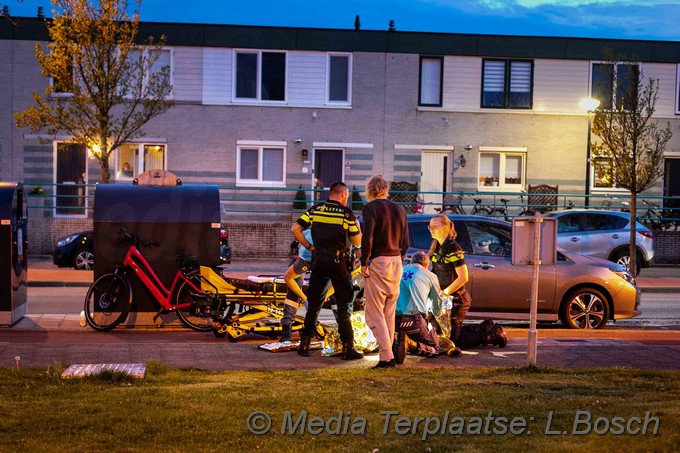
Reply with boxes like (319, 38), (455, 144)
(0, 182), (28, 326)
(93, 184), (221, 325)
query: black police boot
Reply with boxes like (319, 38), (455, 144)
(297, 334), (312, 357)
(279, 324), (292, 342)
(341, 342), (364, 360)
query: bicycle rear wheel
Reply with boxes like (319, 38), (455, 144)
(84, 272), (132, 332)
(175, 270), (214, 331)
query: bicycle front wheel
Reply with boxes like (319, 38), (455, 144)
(175, 270), (214, 332)
(84, 273), (132, 332)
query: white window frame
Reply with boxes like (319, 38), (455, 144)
(590, 156), (627, 193)
(114, 142), (167, 181)
(53, 140), (88, 218)
(326, 52), (352, 106)
(233, 49), (288, 103)
(235, 140), (287, 187)
(477, 147), (526, 191)
(124, 46), (174, 100)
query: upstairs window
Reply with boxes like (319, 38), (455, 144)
(419, 56), (443, 107)
(235, 51), (286, 101)
(591, 62), (639, 110)
(327, 53), (352, 104)
(125, 48), (173, 99)
(482, 59), (533, 109)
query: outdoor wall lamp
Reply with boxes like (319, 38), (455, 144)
(458, 154), (467, 168)
(464, 144), (473, 151)
(301, 149), (309, 159)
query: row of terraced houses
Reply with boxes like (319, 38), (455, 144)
(1, 16), (680, 256)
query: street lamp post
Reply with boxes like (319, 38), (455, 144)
(579, 98), (600, 207)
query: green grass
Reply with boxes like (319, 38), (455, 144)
(1, 363), (678, 452)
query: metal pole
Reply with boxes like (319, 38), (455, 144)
(585, 112), (592, 208)
(527, 212), (542, 367)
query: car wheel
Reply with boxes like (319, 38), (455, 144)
(73, 251), (94, 270)
(611, 249), (641, 275)
(560, 288), (610, 329)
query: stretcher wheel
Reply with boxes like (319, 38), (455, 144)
(213, 328), (226, 339)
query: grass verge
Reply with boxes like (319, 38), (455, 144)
(1, 364), (678, 451)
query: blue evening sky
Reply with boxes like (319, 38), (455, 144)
(6, 0), (680, 41)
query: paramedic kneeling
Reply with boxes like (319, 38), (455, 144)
(393, 251), (462, 364)
(292, 181), (363, 360)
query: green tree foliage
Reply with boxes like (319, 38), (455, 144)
(590, 50), (673, 274)
(14, 0), (174, 183)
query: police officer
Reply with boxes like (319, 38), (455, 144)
(292, 181), (363, 359)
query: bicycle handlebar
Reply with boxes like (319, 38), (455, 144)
(118, 229), (160, 248)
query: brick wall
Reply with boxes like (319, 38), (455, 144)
(651, 230), (680, 264)
(27, 218), (680, 263)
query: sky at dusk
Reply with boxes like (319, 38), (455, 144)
(4, 0), (680, 41)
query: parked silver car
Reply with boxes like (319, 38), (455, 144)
(543, 210), (654, 274)
(407, 215), (641, 329)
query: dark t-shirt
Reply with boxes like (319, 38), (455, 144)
(430, 238), (466, 290)
(360, 198), (409, 266)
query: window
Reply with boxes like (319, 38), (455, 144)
(125, 48), (173, 98)
(51, 64), (74, 95)
(235, 51), (286, 101)
(419, 56), (443, 106)
(482, 59), (533, 109)
(591, 62), (639, 110)
(115, 143), (166, 180)
(478, 151), (525, 189)
(592, 156), (615, 188)
(236, 143), (286, 186)
(327, 53), (351, 104)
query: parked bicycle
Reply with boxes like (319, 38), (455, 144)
(488, 190), (555, 221)
(83, 229), (211, 332)
(639, 199), (678, 231)
(435, 193), (491, 216)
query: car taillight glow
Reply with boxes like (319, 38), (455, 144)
(639, 230), (653, 239)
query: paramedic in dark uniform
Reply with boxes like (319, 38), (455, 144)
(292, 181), (364, 360)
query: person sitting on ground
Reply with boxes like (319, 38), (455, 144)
(393, 251), (462, 364)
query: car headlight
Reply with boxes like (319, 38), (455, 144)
(56, 234), (79, 248)
(611, 267), (636, 286)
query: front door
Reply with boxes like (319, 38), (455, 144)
(55, 143), (87, 216)
(420, 151), (452, 214)
(313, 149), (343, 200)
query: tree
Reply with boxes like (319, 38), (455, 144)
(590, 51), (673, 274)
(14, 0), (174, 183)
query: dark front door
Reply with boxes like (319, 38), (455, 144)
(313, 149), (343, 200)
(56, 143), (87, 216)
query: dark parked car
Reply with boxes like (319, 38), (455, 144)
(407, 214), (640, 329)
(53, 230), (94, 270)
(54, 227), (232, 270)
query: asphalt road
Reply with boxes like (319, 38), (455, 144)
(28, 286), (680, 328)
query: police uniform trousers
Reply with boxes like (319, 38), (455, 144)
(302, 252), (355, 344)
(449, 289), (485, 349)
